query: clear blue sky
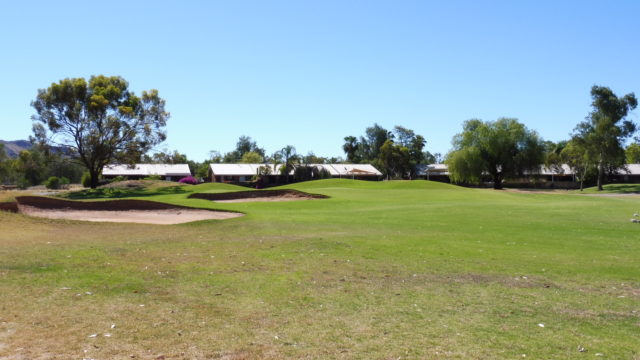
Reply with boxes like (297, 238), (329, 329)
(1, 0), (639, 161)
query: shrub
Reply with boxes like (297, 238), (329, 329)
(60, 177), (70, 186)
(110, 176), (127, 183)
(44, 176), (61, 189)
(143, 175), (162, 181)
(17, 178), (30, 190)
(178, 176), (198, 185)
(81, 172), (92, 188)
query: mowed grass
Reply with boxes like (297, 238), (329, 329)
(579, 183), (640, 194)
(0, 180), (639, 359)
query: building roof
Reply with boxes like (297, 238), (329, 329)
(315, 164), (382, 176)
(102, 164), (191, 177)
(209, 163), (382, 177)
(539, 164), (574, 176)
(416, 164), (449, 176)
(618, 164), (640, 175)
(209, 163), (283, 176)
(416, 163), (576, 177)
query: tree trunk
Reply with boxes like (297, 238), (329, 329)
(90, 168), (100, 189)
(597, 161), (604, 191)
(493, 174), (503, 190)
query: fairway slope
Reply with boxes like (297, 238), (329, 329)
(1, 180), (639, 358)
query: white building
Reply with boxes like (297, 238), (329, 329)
(102, 164), (191, 181)
(208, 163), (382, 183)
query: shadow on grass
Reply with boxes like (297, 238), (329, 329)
(602, 184), (640, 194)
(62, 185), (189, 200)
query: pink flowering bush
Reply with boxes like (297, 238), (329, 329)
(178, 176), (198, 185)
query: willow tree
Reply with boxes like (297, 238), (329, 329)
(31, 75), (169, 188)
(446, 118), (544, 189)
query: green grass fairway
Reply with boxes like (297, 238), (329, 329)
(1, 180), (639, 359)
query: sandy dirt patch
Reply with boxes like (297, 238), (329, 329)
(13, 196), (243, 224)
(189, 189), (328, 203)
(18, 206), (241, 224)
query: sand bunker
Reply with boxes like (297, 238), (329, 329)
(13, 196), (243, 224)
(189, 189), (328, 203)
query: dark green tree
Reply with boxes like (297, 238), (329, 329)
(13, 150), (46, 186)
(379, 139), (410, 179)
(0, 144), (9, 183)
(223, 136), (265, 162)
(31, 75), (169, 188)
(573, 86), (637, 190)
(446, 118), (545, 189)
(342, 136), (360, 163)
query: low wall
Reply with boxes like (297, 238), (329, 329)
(0, 202), (18, 213)
(15, 196), (211, 211)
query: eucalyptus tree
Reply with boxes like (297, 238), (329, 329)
(572, 86), (637, 190)
(31, 75), (169, 188)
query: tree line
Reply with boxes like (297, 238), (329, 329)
(0, 75), (637, 191)
(446, 86), (638, 190)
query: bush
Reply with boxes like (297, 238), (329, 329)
(60, 177), (70, 186)
(178, 176), (198, 185)
(17, 178), (30, 190)
(81, 172), (92, 188)
(44, 176), (61, 189)
(110, 176), (127, 183)
(143, 175), (162, 181)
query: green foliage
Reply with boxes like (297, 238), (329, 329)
(301, 152), (326, 164)
(195, 161), (212, 180)
(13, 150), (46, 186)
(342, 136), (360, 162)
(560, 140), (595, 191)
(572, 86), (638, 190)
(16, 178), (30, 190)
(343, 124), (428, 178)
(44, 176), (61, 189)
(31, 75), (169, 188)
(146, 150), (188, 164)
(378, 139), (410, 179)
(625, 143), (640, 163)
(222, 136), (265, 162)
(0, 144), (9, 183)
(110, 176), (127, 183)
(279, 145), (298, 183)
(543, 140), (568, 175)
(240, 151), (264, 164)
(143, 175), (162, 181)
(81, 172), (92, 188)
(446, 118), (545, 189)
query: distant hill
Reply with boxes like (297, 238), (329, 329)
(0, 140), (32, 158)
